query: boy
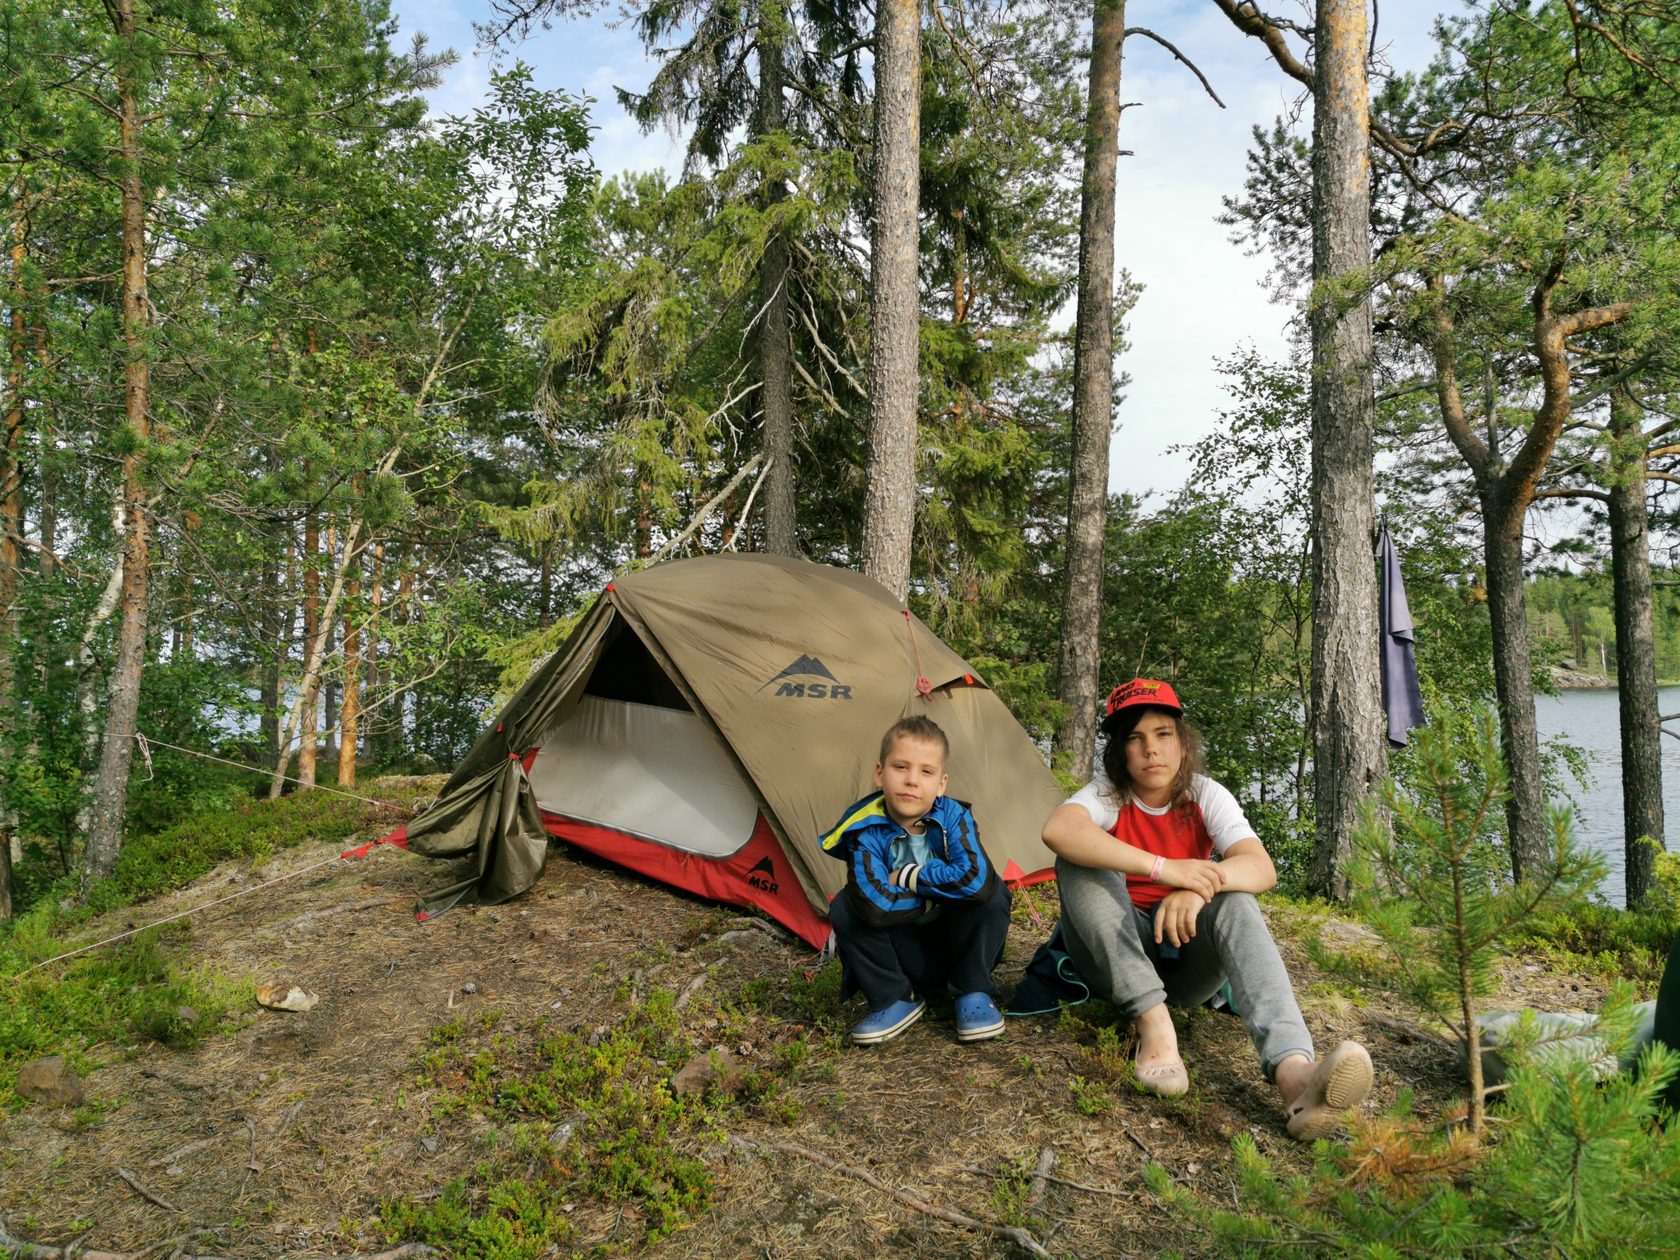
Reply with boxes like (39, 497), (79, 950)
(820, 715), (1011, 1045)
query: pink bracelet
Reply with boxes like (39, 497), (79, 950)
(1149, 854), (1165, 882)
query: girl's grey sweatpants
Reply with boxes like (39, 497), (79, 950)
(1055, 859), (1315, 1080)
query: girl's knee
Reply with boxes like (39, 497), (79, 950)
(1212, 890), (1262, 921)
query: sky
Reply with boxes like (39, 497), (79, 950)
(386, 0), (1455, 500)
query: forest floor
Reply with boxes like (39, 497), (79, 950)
(0, 778), (1641, 1259)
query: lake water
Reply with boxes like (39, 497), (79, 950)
(1534, 686), (1680, 907)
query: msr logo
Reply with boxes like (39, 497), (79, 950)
(746, 856), (779, 895)
(760, 654), (853, 700)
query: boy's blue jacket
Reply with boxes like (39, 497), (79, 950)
(820, 792), (999, 926)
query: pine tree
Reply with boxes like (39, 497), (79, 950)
(1348, 714), (1603, 1133)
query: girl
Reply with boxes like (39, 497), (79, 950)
(1040, 678), (1373, 1140)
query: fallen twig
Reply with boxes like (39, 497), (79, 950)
(1026, 1145), (1056, 1218)
(673, 971), (709, 1011)
(716, 916), (793, 944)
(963, 1163), (1132, 1199)
(729, 1134), (1052, 1258)
(0, 1221), (132, 1260)
(0, 1218), (436, 1260)
(1120, 1124), (1153, 1159)
(238, 1115), (260, 1198)
(116, 1166), (180, 1213)
(146, 1133), (226, 1169)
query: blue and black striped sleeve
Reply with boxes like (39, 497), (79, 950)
(848, 839), (924, 919)
(895, 806), (992, 901)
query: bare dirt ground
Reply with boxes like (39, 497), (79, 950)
(0, 786), (1626, 1259)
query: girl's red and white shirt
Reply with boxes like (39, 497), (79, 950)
(1063, 773), (1257, 910)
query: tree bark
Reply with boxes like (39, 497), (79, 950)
(1306, 0), (1386, 900)
(859, 0), (922, 603)
(1429, 266), (1633, 880)
(82, 0), (153, 890)
(1053, 0), (1126, 780)
(1, 190), (27, 921)
(268, 517), (367, 796)
(1608, 385), (1663, 905)
(1480, 492), (1550, 879)
(259, 559), (281, 772)
(338, 562), (360, 788)
(297, 510), (319, 789)
(367, 541), (384, 755)
(758, 2), (797, 556)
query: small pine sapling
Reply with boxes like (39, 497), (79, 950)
(1347, 712), (1604, 1133)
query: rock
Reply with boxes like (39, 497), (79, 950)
(256, 983), (319, 1012)
(1316, 918), (1383, 951)
(549, 1117), (579, 1146)
(17, 1057), (84, 1107)
(670, 1048), (747, 1098)
(461, 981), (478, 996)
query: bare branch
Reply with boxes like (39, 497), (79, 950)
(1124, 27), (1226, 107)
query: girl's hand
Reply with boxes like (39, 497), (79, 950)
(1153, 891), (1207, 948)
(1159, 857), (1225, 902)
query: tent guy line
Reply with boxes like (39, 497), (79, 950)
(130, 732), (406, 811)
(9, 847), (383, 979)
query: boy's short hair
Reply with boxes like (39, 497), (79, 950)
(878, 715), (951, 766)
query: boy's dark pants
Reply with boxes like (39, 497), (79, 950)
(829, 884), (1011, 1011)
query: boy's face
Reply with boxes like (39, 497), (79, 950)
(874, 735), (949, 827)
(1123, 708), (1182, 806)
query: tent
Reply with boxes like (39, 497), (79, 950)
(389, 554), (1061, 947)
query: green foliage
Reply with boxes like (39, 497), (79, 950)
(1148, 1018), (1680, 1257)
(380, 990), (719, 1251)
(1529, 570), (1680, 683)
(0, 779), (402, 1093)
(86, 786), (388, 915)
(0, 920), (246, 1102)
(1348, 713), (1604, 1127)
(1510, 899), (1677, 986)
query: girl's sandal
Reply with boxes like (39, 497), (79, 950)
(1284, 1040), (1373, 1141)
(1135, 1056), (1190, 1097)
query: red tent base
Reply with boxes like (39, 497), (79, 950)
(540, 812), (833, 949)
(538, 812), (1057, 951)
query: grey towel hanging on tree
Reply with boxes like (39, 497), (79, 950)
(1379, 525), (1426, 747)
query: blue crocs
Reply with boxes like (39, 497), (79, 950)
(850, 997), (927, 1046)
(955, 992), (1005, 1042)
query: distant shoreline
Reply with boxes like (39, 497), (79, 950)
(1548, 666), (1680, 690)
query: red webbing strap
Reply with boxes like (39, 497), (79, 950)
(902, 610), (934, 699)
(341, 828), (409, 861)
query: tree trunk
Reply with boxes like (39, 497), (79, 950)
(758, 3), (797, 556)
(0, 191), (26, 921)
(1305, 0), (1386, 899)
(636, 476), (653, 559)
(392, 562), (413, 761)
(537, 543), (551, 630)
(82, 0), (152, 890)
(1608, 385), (1663, 905)
(367, 541), (384, 756)
(259, 560), (280, 773)
(1053, 0), (1125, 780)
(1482, 493), (1549, 882)
(37, 432), (53, 577)
(338, 562), (360, 788)
(321, 523), (339, 765)
(297, 511), (319, 789)
(859, 0), (922, 603)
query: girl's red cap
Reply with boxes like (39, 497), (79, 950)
(1099, 678), (1182, 735)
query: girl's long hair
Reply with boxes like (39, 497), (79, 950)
(1099, 707), (1206, 814)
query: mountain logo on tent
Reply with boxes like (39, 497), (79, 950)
(760, 655), (853, 701)
(746, 855), (779, 894)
